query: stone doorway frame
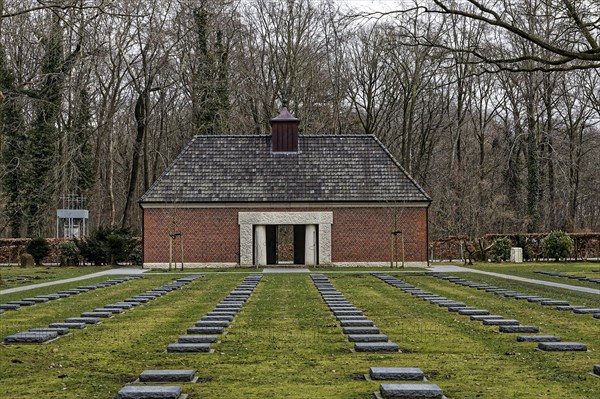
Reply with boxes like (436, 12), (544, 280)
(238, 211), (333, 266)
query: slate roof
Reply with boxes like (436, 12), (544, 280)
(139, 135), (431, 203)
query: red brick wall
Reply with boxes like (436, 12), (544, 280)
(143, 206), (428, 264)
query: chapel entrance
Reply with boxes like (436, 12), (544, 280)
(263, 225), (315, 265)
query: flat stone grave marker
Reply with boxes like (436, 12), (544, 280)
(49, 322), (86, 329)
(448, 306), (476, 312)
(7, 301), (35, 306)
(207, 311), (237, 316)
(139, 369), (197, 383)
(334, 310), (363, 316)
(593, 365), (600, 377)
(167, 343), (212, 353)
(117, 385), (183, 399)
(105, 303), (133, 309)
(65, 317), (100, 324)
(336, 315), (368, 321)
(202, 315), (233, 321)
(355, 342), (399, 352)
(482, 319), (520, 326)
(348, 334), (389, 342)
(187, 327), (224, 335)
(81, 311), (113, 318)
(513, 295), (540, 300)
(29, 327), (70, 335)
(195, 320), (229, 328)
(124, 297), (149, 303)
(470, 315), (503, 321)
(538, 342), (587, 351)
(178, 335), (219, 343)
(377, 383), (444, 399)
(340, 320), (374, 327)
(343, 326), (380, 335)
(95, 308), (123, 314)
(540, 300), (569, 306)
(368, 367), (424, 381)
(594, 314), (599, 319)
(573, 308), (600, 314)
(37, 294), (61, 300)
(0, 304), (20, 310)
(4, 331), (58, 343)
(437, 302), (467, 308)
(556, 306), (586, 311)
(458, 309), (489, 315)
(23, 297), (49, 303)
(516, 335), (561, 342)
(527, 297), (553, 302)
(499, 325), (539, 333)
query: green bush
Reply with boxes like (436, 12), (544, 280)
(544, 231), (573, 261)
(490, 237), (511, 262)
(59, 241), (80, 266)
(26, 237), (51, 265)
(78, 226), (136, 265)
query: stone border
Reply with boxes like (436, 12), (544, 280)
(239, 211), (333, 265)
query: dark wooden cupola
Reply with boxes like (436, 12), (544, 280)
(270, 107), (300, 152)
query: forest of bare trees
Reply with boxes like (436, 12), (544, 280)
(0, 0), (598, 241)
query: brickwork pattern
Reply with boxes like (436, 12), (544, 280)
(143, 206), (428, 264)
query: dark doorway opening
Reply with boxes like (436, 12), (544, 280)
(293, 225), (306, 264)
(266, 225), (277, 265)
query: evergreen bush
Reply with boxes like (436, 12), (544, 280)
(26, 237), (51, 265)
(544, 231), (573, 261)
(59, 240), (79, 266)
(490, 237), (511, 262)
(78, 226), (136, 265)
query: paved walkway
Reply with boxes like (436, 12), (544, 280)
(0, 268), (147, 295)
(428, 265), (600, 295)
(263, 268), (310, 273)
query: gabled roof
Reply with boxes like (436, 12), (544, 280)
(139, 134), (431, 203)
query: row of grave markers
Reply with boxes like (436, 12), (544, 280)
(429, 272), (600, 318)
(115, 274), (263, 399)
(535, 270), (600, 285)
(0, 276), (140, 315)
(3, 276), (203, 344)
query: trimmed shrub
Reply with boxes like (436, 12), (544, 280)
(26, 237), (51, 265)
(544, 231), (574, 261)
(59, 241), (80, 266)
(78, 226), (136, 265)
(490, 237), (511, 262)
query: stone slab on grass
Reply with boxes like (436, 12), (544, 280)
(470, 315), (503, 321)
(64, 317), (100, 324)
(333, 310), (363, 316)
(348, 334), (389, 342)
(139, 370), (196, 383)
(593, 365), (600, 377)
(369, 367), (424, 381)
(458, 309), (489, 316)
(29, 327), (70, 335)
(95, 308), (124, 314)
(0, 304), (20, 310)
(178, 335), (219, 343)
(340, 320), (374, 327)
(81, 312), (113, 318)
(23, 297), (49, 303)
(117, 385), (183, 399)
(378, 383), (444, 398)
(573, 308), (600, 314)
(49, 322), (87, 329)
(195, 320), (229, 328)
(343, 326), (380, 335)
(499, 325), (539, 333)
(448, 306), (477, 313)
(355, 342), (399, 352)
(555, 306), (586, 311)
(4, 331), (58, 343)
(516, 335), (561, 342)
(538, 342), (588, 351)
(540, 300), (570, 306)
(201, 315), (234, 321)
(167, 343), (212, 353)
(187, 327), (224, 335)
(482, 319), (520, 326)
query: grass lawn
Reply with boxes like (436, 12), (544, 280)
(0, 271), (598, 398)
(0, 266), (111, 289)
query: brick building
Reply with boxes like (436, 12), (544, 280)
(140, 108), (431, 268)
